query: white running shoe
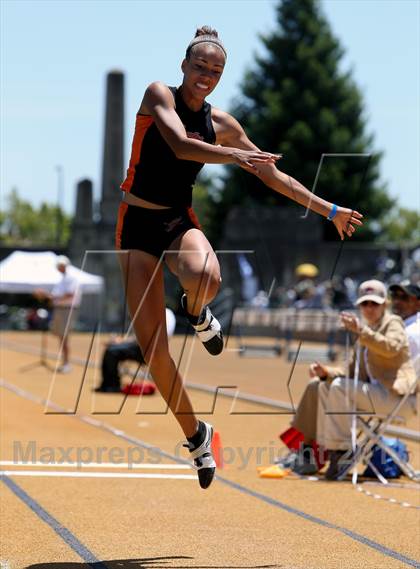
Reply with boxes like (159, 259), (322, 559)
(181, 295), (224, 356)
(57, 363), (72, 374)
(184, 421), (216, 489)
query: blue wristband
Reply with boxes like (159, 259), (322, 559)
(327, 204), (338, 221)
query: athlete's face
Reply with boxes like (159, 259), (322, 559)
(181, 44), (225, 99)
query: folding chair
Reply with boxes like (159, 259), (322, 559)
(337, 377), (420, 483)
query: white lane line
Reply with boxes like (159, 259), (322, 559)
(0, 461), (191, 470)
(0, 470), (196, 480)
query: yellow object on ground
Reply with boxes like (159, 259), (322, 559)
(258, 465), (290, 478)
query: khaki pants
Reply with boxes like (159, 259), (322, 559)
(292, 377), (416, 450)
(50, 307), (78, 337)
(291, 378), (321, 441)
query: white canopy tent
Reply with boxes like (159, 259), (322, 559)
(0, 251), (104, 294)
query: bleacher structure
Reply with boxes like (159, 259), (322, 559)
(232, 307), (347, 361)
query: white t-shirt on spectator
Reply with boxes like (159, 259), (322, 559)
(405, 312), (420, 378)
(51, 273), (81, 307)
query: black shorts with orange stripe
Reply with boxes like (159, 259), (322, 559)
(115, 202), (201, 259)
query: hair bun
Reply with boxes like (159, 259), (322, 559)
(186, 26), (226, 59)
(195, 25), (218, 38)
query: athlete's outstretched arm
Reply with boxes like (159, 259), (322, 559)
(213, 110), (363, 240)
(141, 82), (280, 168)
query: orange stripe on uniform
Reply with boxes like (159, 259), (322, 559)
(187, 207), (201, 230)
(120, 115), (154, 193)
(115, 202), (129, 249)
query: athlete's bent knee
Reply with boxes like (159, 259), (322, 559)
(183, 268), (220, 298)
(202, 271), (221, 299)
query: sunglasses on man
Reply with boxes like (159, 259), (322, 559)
(390, 291), (410, 301)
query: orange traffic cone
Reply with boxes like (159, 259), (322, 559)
(211, 431), (224, 469)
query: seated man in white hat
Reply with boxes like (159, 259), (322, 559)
(288, 279), (416, 479)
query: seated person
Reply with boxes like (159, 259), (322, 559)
(389, 280), (420, 377)
(289, 279), (417, 479)
(95, 308), (176, 393)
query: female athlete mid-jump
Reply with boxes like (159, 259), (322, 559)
(116, 26), (363, 489)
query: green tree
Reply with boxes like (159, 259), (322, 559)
(0, 188), (72, 246)
(192, 176), (220, 245)
(220, 0), (393, 241)
(378, 207), (420, 244)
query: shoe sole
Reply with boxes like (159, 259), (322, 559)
(197, 466), (215, 489)
(202, 330), (224, 356)
(196, 424), (216, 489)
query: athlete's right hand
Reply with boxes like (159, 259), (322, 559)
(232, 149), (282, 171)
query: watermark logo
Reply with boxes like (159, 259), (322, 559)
(12, 440), (285, 471)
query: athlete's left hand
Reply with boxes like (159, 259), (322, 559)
(332, 207), (363, 240)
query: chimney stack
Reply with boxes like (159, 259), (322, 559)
(100, 70), (124, 225)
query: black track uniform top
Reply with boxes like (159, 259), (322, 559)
(121, 86), (216, 208)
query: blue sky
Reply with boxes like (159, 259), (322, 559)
(1, 0), (419, 214)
